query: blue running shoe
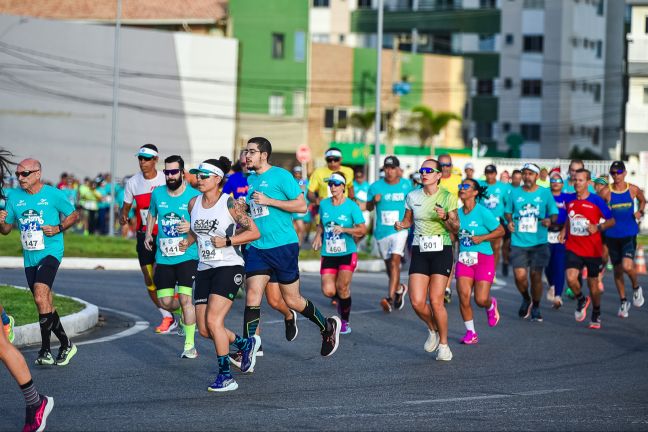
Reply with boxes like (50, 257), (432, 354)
(208, 373), (238, 392)
(241, 335), (261, 374)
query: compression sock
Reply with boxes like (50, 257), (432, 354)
(339, 296), (352, 321)
(19, 380), (40, 408)
(464, 320), (475, 332)
(38, 313), (54, 352)
(232, 334), (251, 351)
(532, 300), (540, 308)
(51, 311), (70, 348)
(300, 299), (327, 332)
(522, 292), (531, 302)
(217, 355), (231, 376)
(184, 323), (196, 348)
(243, 306), (260, 338)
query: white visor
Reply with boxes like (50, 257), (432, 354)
(136, 147), (158, 158)
(190, 162), (224, 178)
(522, 163), (540, 174)
(325, 149), (342, 159)
(327, 173), (346, 184)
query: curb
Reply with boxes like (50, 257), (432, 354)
(6, 285), (99, 348)
(0, 257), (386, 273)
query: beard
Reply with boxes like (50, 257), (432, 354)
(167, 178), (182, 191)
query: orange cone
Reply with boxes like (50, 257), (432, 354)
(636, 247), (647, 275)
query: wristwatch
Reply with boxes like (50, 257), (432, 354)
(225, 236), (232, 247)
(58, 224), (64, 233)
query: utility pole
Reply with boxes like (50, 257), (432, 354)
(373, 0), (384, 181)
(108, 0), (122, 236)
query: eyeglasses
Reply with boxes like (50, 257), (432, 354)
(458, 184), (472, 191)
(418, 167), (440, 174)
(440, 163), (452, 168)
(326, 157), (341, 163)
(328, 181), (344, 187)
(244, 149), (260, 155)
(609, 169), (624, 176)
(138, 156), (154, 162)
(15, 169), (40, 178)
(197, 174), (215, 180)
(163, 169), (181, 176)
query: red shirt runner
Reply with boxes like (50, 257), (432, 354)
(565, 193), (612, 258)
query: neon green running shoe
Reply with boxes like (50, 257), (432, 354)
(565, 287), (575, 299)
(3, 315), (15, 344)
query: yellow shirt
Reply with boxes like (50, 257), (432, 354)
(440, 173), (462, 197)
(308, 165), (355, 198)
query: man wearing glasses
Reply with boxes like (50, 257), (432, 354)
(119, 144), (172, 333)
(307, 147), (355, 204)
(0, 159), (80, 366)
(144, 155), (200, 358)
(598, 160), (646, 317)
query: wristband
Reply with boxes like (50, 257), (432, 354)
(58, 224), (64, 233)
(226, 236), (232, 247)
(442, 214), (449, 222)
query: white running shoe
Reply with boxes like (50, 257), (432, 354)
(424, 329), (440, 353)
(552, 295), (563, 309)
(181, 346), (198, 359)
(633, 287), (644, 308)
(546, 286), (555, 302)
(436, 343), (453, 361)
(618, 300), (631, 318)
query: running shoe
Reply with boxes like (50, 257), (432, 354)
(565, 287), (575, 299)
(436, 343), (453, 361)
(285, 310), (299, 342)
(181, 346), (198, 359)
(320, 316), (341, 357)
(241, 335), (261, 373)
(424, 329), (440, 353)
(599, 280), (605, 292)
(380, 297), (393, 313)
(444, 287), (452, 304)
(518, 298), (532, 319)
(155, 317), (177, 334)
(257, 344), (264, 357)
(552, 295), (563, 310)
(486, 297), (500, 327)
(34, 350), (55, 366)
(618, 300), (631, 318)
(530, 306), (543, 322)
(394, 283), (408, 311)
(23, 395), (54, 432)
(207, 373), (238, 392)
(176, 323), (185, 337)
(340, 319), (352, 335)
(460, 330), (478, 345)
(574, 296), (591, 322)
(633, 286), (645, 308)
(588, 315), (601, 330)
(228, 350), (242, 370)
(4, 314), (15, 344)
(55, 344), (77, 366)
(546, 286), (555, 302)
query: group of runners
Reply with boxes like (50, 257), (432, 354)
(0, 141), (646, 430)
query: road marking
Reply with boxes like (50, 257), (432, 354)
(404, 388), (574, 405)
(75, 307), (149, 346)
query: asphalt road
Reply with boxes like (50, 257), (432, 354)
(1, 266), (648, 431)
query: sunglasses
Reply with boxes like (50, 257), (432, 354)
(418, 167), (440, 174)
(609, 169), (624, 175)
(138, 156), (154, 162)
(440, 163), (452, 168)
(163, 169), (181, 176)
(326, 157), (341, 163)
(15, 169), (40, 178)
(458, 183), (472, 191)
(550, 178), (563, 183)
(197, 174), (215, 180)
(328, 181), (344, 187)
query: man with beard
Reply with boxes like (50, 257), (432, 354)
(145, 155), (200, 357)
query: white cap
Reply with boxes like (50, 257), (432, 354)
(464, 162), (475, 170)
(521, 163), (540, 174)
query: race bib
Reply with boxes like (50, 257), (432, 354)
(518, 216), (537, 233)
(458, 251), (478, 266)
(570, 217), (589, 236)
(249, 201), (269, 219)
(198, 238), (224, 263)
(326, 238), (347, 254)
(21, 230), (45, 251)
(159, 237), (183, 257)
(139, 209), (149, 225)
(356, 190), (368, 202)
(380, 210), (399, 226)
(419, 235), (443, 252)
(547, 231), (560, 244)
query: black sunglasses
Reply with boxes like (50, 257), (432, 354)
(609, 169), (624, 176)
(163, 169), (181, 176)
(197, 174), (214, 180)
(440, 163), (452, 168)
(138, 156), (154, 162)
(15, 169), (40, 178)
(326, 157), (341, 163)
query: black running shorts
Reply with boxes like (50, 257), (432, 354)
(566, 250), (603, 278)
(194, 265), (244, 304)
(25, 255), (60, 292)
(408, 245), (453, 277)
(154, 260), (198, 290)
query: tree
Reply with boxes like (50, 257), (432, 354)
(399, 105), (461, 155)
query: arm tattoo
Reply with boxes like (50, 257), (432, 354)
(233, 206), (252, 231)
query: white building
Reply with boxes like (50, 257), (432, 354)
(626, 0), (648, 155)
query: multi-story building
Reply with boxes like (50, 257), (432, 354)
(625, 0), (648, 156)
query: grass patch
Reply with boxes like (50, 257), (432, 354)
(638, 235), (648, 247)
(0, 285), (85, 326)
(0, 231), (137, 258)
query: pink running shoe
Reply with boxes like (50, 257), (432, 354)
(460, 330), (479, 345)
(23, 395), (54, 432)
(486, 297), (500, 327)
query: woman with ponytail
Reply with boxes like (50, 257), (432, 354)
(455, 178), (505, 345)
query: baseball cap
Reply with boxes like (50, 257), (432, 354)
(484, 164), (497, 173)
(593, 176), (609, 186)
(383, 156), (400, 168)
(610, 161), (626, 172)
(521, 163), (540, 174)
(136, 144), (158, 159)
(464, 162), (474, 170)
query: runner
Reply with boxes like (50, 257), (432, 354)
(560, 169), (614, 329)
(180, 157), (261, 392)
(144, 155), (200, 358)
(593, 175), (610, 290)
(455, 178), (504, 344)
(504, 163), (558, 322)
(366, 156), (412, 312)
(292, 166), (312, 246)
(395, 159), (458, 361)
(307, 147), (355, 203)
(480, 164), (511, 279)
(599, 161), (646, 318)
(243, 137), (340, 357)
(463, 163), (475, 180)
(0, 151), (54, 431)
(312, 172), (366, 334)
(119, 144), (171, 333)
(510, 170), (522, 190)
(545, 172), (574, 309)
(0, 158), (80, 366)
(222, 150), (249, 199)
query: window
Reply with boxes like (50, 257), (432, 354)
(571, 80), (577, 91)
(593, 83), (601, 102)
(339, 34), (345, 43)
(505, 34), (514, 45)
(643, 86), (648, 104)
(294, 31), (305, 62)
(293, 92), (305, 118)
(311, 33), (330, 43)
(523, 35), (543, 53)
(502, 122), (511, 133)
(479, 34), (496, 51)
(476, 122), (493, 140)
(477, 79), (494, 95)
(324, 108), (335, 128)
(313, 0), (330, 6)
(645, 16), (648, 33)
(597, 0), (604, 16)
(521, 79), (542, 97)
(480, 0), (497, 8)
(596, 40), (602, 58)
(523, 0), (545, 8)
(520, 124), (541, 141)
(338, 109), (348, 127)
(504, 78), (513, 89)
(323, 108), (348, 129)
(272, 33), (285, 59)
(358, 0), (372, 8)
(269, 94), (285, 116)
(592, 127), (600, 146)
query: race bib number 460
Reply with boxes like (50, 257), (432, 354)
(159, 237), (183, 257)
(518, 216), (538, 233)
(21, 230), (45, 251)
(419, 235), (443, 252)
(199, 238), (223, 262)
(249, 201), (269, 219)
(326, 238), (347, 254)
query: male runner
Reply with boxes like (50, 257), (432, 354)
(307, 147), (355, 203)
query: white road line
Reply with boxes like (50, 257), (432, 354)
(404, 388), (574, 405)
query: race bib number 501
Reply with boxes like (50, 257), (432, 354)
(419, 235), (443, 252)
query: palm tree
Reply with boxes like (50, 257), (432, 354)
(399, 105), (461, 156)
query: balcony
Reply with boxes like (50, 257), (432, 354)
(628, 35), (648, 76)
